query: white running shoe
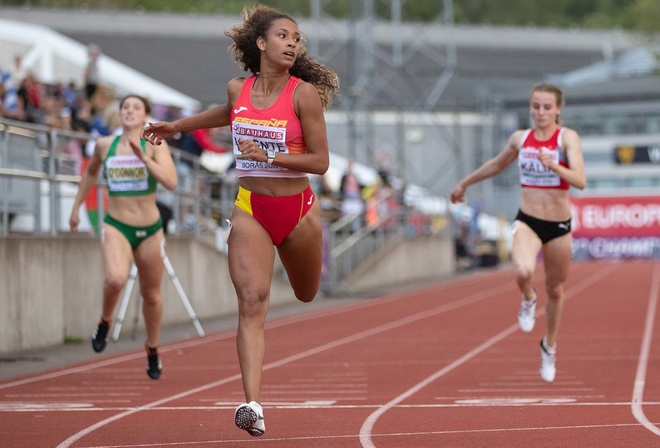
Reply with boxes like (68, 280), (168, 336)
(540, 338), (556, 383)
(518, 296), (536, 333)
(234, 401), (265, 437)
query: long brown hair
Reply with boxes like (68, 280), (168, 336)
(225, 4), (340, 109)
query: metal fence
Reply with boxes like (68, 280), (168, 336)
(0, 118), (448, 292)
(0, 118), (235, 237)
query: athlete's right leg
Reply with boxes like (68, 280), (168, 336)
(100, 223), (134, 321)
(228, 207), (275, 404)
(91, 224), (133, 352)
(511, 221), (543, 332)
(511, 221), (542, 301)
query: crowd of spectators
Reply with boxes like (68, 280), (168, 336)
(0, 48), (422, 238)
(0, 47), (233, 175)
(0, 49), (125, 175)
(2, 53), (103, 133)
(312, 162), (407, 235)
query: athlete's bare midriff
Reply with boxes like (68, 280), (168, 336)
(239, 176), (310, 197)
(106, 194), (161, 227)
(519, 188), (571, 221)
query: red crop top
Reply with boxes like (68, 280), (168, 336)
(518, 127), (570, 190)
(230, 75), (308, 179)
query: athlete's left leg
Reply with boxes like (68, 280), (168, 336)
(541, 233), (572, 349)
(133, 229), (166, 348)
(277, 199), (323, 303)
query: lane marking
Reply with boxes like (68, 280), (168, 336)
(57, 280), (516, 447)
(631, 262), (660, 436)
(0, 262), (626, 446)
(68, 421), (660, 448)
(5, 399), (660, 413)
(0, 402), (94, 410)
(0, 273), (473, 391)
(359, 264), (618, 447)
(0, 332), (233, 391)
(455, 397), (577, 404)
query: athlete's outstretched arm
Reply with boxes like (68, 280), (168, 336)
(142, 104), (232, 146)
(450, 130), (523, 203)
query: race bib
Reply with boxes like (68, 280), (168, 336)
(518, 147), (560, 187)
(106, 155), (148, 192)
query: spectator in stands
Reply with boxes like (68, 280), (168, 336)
(362, 170), (399, 231)
(16, 71), (43, 124)
(179, 123), (229, 162)
(89, 87), (117, 134)
(1, 62), (107, 141)
(71, 94), (93, 134)
(69, 94), (178, 381)
(11, 54), (26, 86)
(58, 81), (78, 112)
(176, 108), (229, 184)
(60, 119), (88, 175)
(169, 107), (230, 231)
(450, 82), (585, 383)
(452, 214), (473, 270)
(43, 93), (71, 131)
(141, 4), (339, 436)
(0, 69), (23, 120)
(377, 170), (400, 232)
(313, 173), (340, 222)
(339, 159), (364, 232)
(84, 44), (101, 102)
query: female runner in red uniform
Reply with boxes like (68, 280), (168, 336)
(142, 4), (339, 436)
(450, 83), (585, 383)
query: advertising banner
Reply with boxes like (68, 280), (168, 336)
(570, 195), (660, 260)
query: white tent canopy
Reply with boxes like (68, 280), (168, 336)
(0, 18), (201, 110)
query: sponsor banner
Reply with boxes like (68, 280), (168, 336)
(571, 195), (660, 238)
(572, 237), (660, 260)
(570, 195), (660, 259)
(614, 144), (660, 165)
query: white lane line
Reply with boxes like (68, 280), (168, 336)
(0, 303), (368, 390)
(457, 388), (593, 393)
(0, 274), (465, 391)
(70, 421), (660, 448)
(631, 262), (660, 436)
(359, 264), (618, 448)
(57, 281), (515, 447)
(2, 268), (506, 391)
(55, 370), (244, 448)
(6, 399), (660, 413)
(0, 332), (233, 391)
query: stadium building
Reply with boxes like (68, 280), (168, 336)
(1, 6), (658, 259)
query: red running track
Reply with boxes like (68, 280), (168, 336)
(1, 260), (659, 447)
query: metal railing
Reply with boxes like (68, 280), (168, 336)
(0, 118), (447, 292)
(0, 118), (86, 235)
(0, 118), (234, 237)
(321, 189), (441, 292)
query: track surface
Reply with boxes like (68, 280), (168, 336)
(1, 260), (659, 447)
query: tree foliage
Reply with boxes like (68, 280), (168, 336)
(2, 0), (659, 32)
